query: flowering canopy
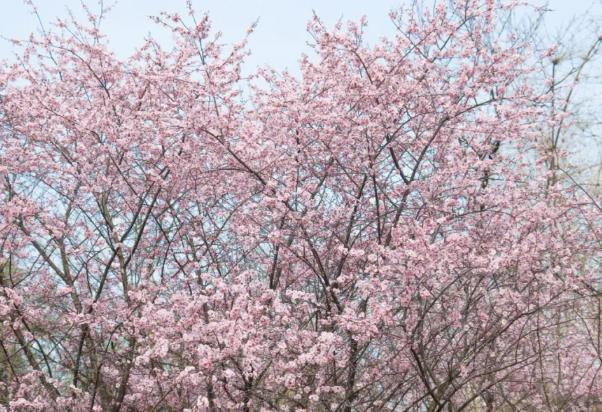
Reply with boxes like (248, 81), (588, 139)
(0, 0), (600, 410)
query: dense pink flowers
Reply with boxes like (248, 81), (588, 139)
(0, 1), (600, 410)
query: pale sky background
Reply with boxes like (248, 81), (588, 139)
(0, 0), (600, 73)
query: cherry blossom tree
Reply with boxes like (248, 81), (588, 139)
(0, 0), (600, 410)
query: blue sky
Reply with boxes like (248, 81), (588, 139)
(0, 0), (600, 73)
